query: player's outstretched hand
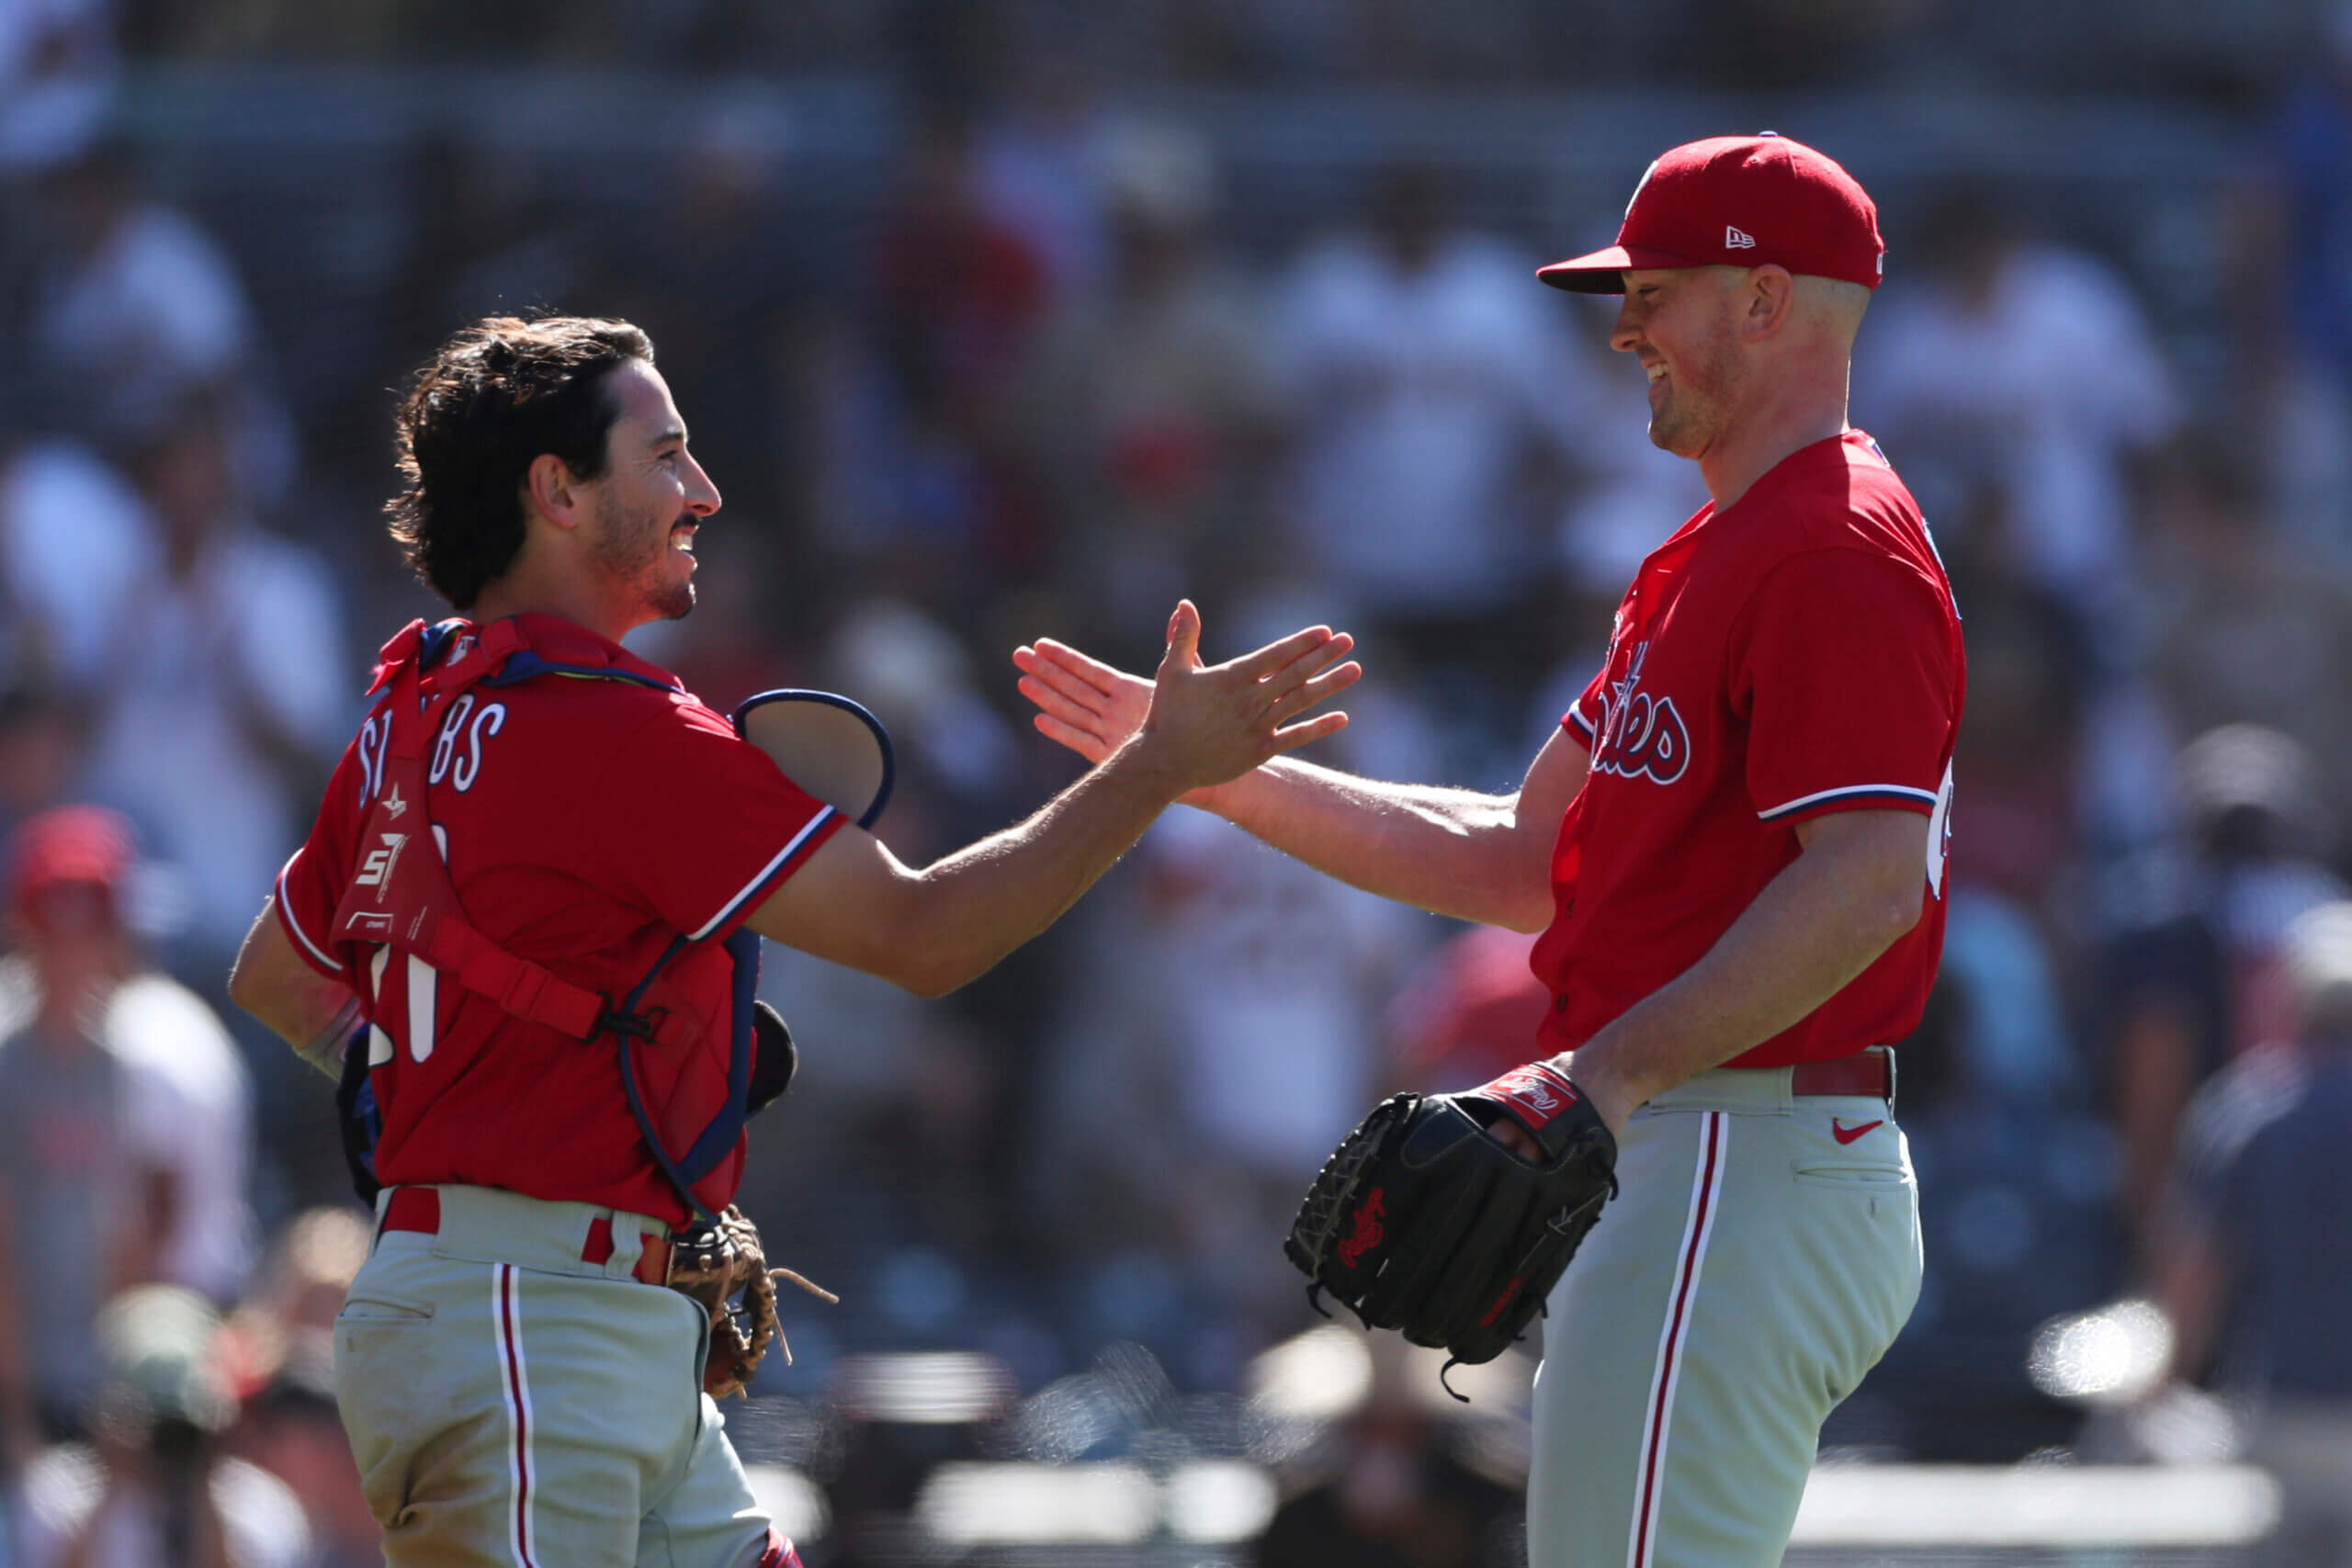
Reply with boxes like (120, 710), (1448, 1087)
(1056, 601), (1355, 797)
(1013, 605), (1358, 801)
(1012, 637), (1149, 764)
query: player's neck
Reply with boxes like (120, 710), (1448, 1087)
(1699, 374), (1851, 511)
(469, 562), (640, 646)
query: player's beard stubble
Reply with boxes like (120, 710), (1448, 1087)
(1645, 298), (1747, 460)
(590, 492), (696, 622)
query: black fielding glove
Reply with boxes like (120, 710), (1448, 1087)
(1285, 1061), (1618, 1371)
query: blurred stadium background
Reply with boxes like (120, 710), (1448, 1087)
(6, 0), (2352, 1562)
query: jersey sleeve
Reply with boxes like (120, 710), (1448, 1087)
(1562, 664), (1606, 750)
(275, 728), (373, 981)
(1733, 547), (1958, 826)
(592, 700), (847, 942)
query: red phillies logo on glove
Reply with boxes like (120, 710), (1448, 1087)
(1480, 1063), (1580, 1130)
(1337, 1188), (1387, 1268)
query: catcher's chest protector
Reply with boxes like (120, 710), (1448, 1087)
(326, 617), (757, 1219)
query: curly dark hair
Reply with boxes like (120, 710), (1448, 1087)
(386, 315), (655, 609)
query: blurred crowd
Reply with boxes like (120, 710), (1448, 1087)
(10, 0), (2352, 1562)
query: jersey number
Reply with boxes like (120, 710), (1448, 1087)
(1925, 761), (1954, 899)
(364, 824), (449, 1066)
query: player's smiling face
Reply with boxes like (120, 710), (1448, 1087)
(1611, 267), (1748, 460)
(583, 360), (720, 626)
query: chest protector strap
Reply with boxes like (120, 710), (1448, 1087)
(327, 618), (743, 1221)
(328, 619), (622, 1043)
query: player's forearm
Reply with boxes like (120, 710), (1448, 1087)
(1204, 757), (1555, 929)
(895, 736), (1189, 995)
(1561, 815), (1924, 1130)
(227, 898), (358, 1057)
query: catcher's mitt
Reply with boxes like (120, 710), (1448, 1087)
(667, 1205), (837, 1400)
(1286, 1061), (1617, 1371)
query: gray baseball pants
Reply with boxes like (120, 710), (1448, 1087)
(334, 1184), (795, 1568)
(1528, 1066), (1923, 1568)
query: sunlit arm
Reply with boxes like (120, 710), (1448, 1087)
(1562, 808), (1930, 1134)
(228, 897), (359, 1057)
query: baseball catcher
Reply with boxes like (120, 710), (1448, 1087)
(229, 314), (1361, 1568)
(1288, 1061), (1617, 1372)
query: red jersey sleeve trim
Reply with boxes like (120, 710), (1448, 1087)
(1566, 705), (1597, 742)
(1756, 782), (1938, 823)
(273, 851), (345, 976)
(684, 806), (842, 942)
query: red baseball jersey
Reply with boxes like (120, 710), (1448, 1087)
(1531, 431), (1963, 1068)
(275, 614), (843, 1223)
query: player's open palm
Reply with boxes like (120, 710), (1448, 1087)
(1095, 602), (1357, 796)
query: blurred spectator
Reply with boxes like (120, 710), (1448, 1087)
(2236, 5), (2352, 562)
(0, 807), (178, 1458)
(0, 424), (155, 698)
(222, 1208), (376, 1568)
(102, 971), (256, 1304)
(975, 47), (1118, 299)
(1024, 635), (1429, 1366)
(1001, 120), (1286, 654)
(2142, 433), (2352, 801)
(223, 1207), (368, 1375)
(829, 111), (1053, 609)
(15, 1283), (309, 1568)
(1934, 483), (2093, 903)
(1272, 163), (1577, 675)
(2158, 901), (2352, 1567)
(81, 385), (349, 960)
(1128, 807), (1421, 1333)
(0, 933), (260, 1313)
(2094, 724), (2347, 1274)
(0, 0), (114, 175)
(1859, 888), (2121, 1461)
(1859, 186), (2180, 638)
(1256, 1334), (1523, 1568)
(235, 1371), (377, 1568)
(26, 141), (271, 457)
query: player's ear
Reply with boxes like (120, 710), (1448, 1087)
(1743, 265), (1795, 337)
(525, 452), (588, 532)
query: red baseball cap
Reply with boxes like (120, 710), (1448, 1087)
(7, 804), (135, 922)
(1537, 132), (1883, 294)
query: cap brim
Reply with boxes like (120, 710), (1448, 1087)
(1535, 245), (1708, 293)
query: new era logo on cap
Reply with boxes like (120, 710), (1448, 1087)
(1537, 134), (1884, 296)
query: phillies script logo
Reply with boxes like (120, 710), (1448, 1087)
(1337, 1189), (1387, 1268)
(1591, 640), (1690, 785)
